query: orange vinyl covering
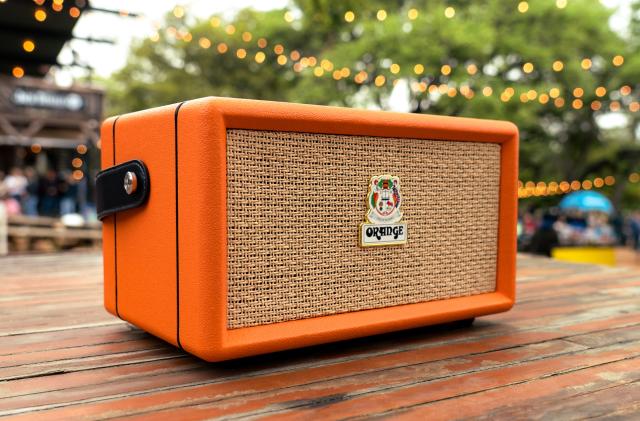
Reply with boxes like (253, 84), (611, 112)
(101, 97), (519, 361)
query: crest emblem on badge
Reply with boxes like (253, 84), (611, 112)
(360, 175), (408, 247)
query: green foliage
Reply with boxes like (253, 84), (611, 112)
(105, 0), (640, 209)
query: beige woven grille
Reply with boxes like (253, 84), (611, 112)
(226, 129), (501, 329)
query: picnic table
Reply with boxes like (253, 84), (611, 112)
(1, 252), (639, 419)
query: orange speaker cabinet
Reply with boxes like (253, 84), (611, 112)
(97, 97), (518, 362)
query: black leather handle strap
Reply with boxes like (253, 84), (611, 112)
(96, 159), (150, 220)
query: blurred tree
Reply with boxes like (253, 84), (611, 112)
(106, 0), (639, 208)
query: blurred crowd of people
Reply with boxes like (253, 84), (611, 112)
(517, 208), (634, 256)
(0, 167), (88, 218)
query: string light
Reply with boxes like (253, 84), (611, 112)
(344, 11), (355, 22)
(254, 51), (266, 63)
(173, 6), (185, 18)
(12, 66), (24, 78)
(444, 7), (455, 18)
(552, 60), (564, 71)
(376, 10), (387, 21)
(407, 8), (418, 20)
(518, 2), (529, 13)
(34, 9), (47, 22)
(22, 40), (35, 53)
(466, 64), (478, 75)
(168, 20), (627, 88)
(612, 55), (624, 66)
(517, 174), (622, 198)
(153, 17), (638, 114)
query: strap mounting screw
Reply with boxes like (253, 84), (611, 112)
(124, 171), (137, 195)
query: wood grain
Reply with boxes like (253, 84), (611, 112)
(0, 252), (638, 420)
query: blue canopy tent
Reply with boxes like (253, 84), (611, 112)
(559, 191), (614, 214)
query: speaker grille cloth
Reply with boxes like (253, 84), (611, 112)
(226, 129), (501, 329)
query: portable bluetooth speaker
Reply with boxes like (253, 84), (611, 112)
(96, 97), (518, 362)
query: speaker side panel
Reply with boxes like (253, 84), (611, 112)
(112, 105), (179, 346)
(176, 99), (229, 360)
(100, 116), (117, 317)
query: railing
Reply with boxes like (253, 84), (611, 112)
(0, 211), (101, 254)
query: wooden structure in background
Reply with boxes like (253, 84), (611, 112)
(0, 76), (103, 152)
(6, 214), (100, 252)
(0, 253), (638, 418)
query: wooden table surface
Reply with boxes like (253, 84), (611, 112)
(1, 252), (639, 420)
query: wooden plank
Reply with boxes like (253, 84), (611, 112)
(3, 323), (638, 418)
(381, 358), (640, 420)
(0, 252), (638, 420)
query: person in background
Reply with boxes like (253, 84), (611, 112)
(523, 211), (537, 238)
(23, 167), (39, 216)
(3, 168), (27, 215)
(4, 167), (28, 206)
(528, 212), (559, 257)
(59, 171), (79, 215)
(611, 213), (625, 246)
(553, 215), (573, 245)
(583, 212), (616, 245)
(629, 211), (640, 251)
(0, 171), (6, 198)
(38, 169), (61, 217)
